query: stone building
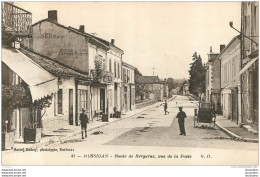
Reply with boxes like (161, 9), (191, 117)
(22, 10), (124, 123)
(1, 3), (85, 139)
(240, 2), (258, 128)
(122, 62), (136, 112)
(136, 76), (163, 101)
(205, 46), (222, 107)
(219, 36), (241, 124)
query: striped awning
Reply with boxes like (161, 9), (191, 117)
(2, 47), (58, 101)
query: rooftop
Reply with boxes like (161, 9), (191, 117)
(136, 75), (161, 84)
(19, 47), (92, 81)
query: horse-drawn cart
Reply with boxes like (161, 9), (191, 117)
(194, 102), (216, 128)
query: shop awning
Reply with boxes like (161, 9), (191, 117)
(238, 57), (258, 76)
(2, 47), (58, 101)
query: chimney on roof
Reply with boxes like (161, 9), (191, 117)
(210, 46), (213, 53)
(79, 25), (85, 33)
(111, 39), (115, 45)
(48, 10), (58, 23)
(220, 45), (225, 52)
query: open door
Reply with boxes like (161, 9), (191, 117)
(69, 89), (73, 125)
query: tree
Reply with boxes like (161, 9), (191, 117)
(166, 77), (175, 94)
(188, 52), (206, 98)
(2, 82), (52, 132)
(92, 59), (103, 82)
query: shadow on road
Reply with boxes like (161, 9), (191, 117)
(104, 116), (241, 150)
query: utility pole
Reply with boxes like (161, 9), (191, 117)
(152, 68), (155, 76)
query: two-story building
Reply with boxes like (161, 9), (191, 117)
(107, 39), (124, 115)
(2, 3), (92, 139)
(122, 61), (136, 112)
(23, 10), (125, 123)
(219, 35), (241, 124)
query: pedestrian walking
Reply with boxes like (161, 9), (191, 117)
(164, 100), (169, 115)
(79, 108), (89, 139)
(176, 107), (187, 136)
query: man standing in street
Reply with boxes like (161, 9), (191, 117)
(80, 108), (89, 139)
(164, 100), (169, 115)
(176, 107), (187, 136)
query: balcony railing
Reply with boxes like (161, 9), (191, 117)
(90, 69), (114, 84)
(102, 71), (114, 84)
(2, 2), (32, 35)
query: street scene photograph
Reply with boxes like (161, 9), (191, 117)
(1, 1), (259, 166)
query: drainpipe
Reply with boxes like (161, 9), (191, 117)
(240, 3), (243, 124)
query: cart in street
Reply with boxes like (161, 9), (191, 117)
(194, 102), (216, 128)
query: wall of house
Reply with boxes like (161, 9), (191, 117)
(31, 21), (89, 74)
(41, 78), (76, 134)
(241, 2), (259, 127)
(221, 40), (240, 88)
(205, 64), (212, 102)
(107, 49), (122, 113)
(122, 65), (135, 112)
(212, 59), (221, 92)
(220, 39), (241, 123)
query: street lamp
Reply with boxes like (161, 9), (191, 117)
(229, 21), (258, 45)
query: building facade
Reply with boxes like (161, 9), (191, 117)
(240, 2), (259, 128)
(219, 36), (241, 124)
(136, 76), (164, 101)
(22, 10), (126, 123)
(107, 40), (123, 115)
(122, 62), (136, 112)
(205, 47), (221, 105)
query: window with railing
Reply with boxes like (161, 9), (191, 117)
(2, 2), (32, 34)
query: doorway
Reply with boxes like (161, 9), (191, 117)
(231, 88), (238, 124)
(69, 89), (73, 125)
(100, 88), (106, 113)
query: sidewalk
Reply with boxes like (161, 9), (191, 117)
(5, 99), (169, 152)
(216, 115), (258, 143)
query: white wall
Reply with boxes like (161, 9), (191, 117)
(42, 78), (75, 134)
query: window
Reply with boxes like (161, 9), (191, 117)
(130, 70), (132, 83)
(118, 63), (120, 79)
(78, 90), (88, 113)
(123, 68), (126, 82)
(54, 93), (57, 116)
(58, 89), (63, 114)
(102, 58), (106, 71)
(109, 59), (112, 72)
(127, 70), (130, 83)
(114, 62), (117, 78)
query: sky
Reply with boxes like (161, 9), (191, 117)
(16, 2), (241, 79)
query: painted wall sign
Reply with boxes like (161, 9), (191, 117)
(35, 33), (65, 39)
(58, 49), (88, 57)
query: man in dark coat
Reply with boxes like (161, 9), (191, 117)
(176, 107), (187, 136)
(80, 108), (89, 139)
(164, 100), (169, 115)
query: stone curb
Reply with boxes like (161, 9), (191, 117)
(215, 122), (259, 143)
